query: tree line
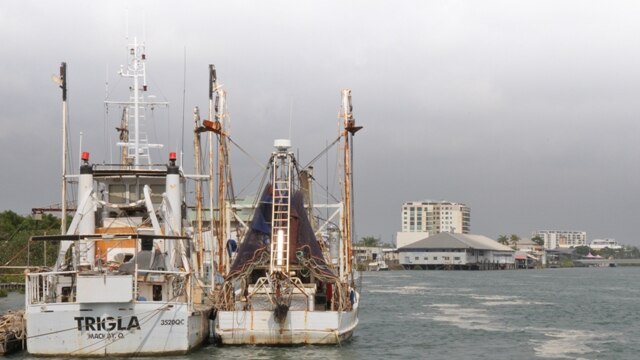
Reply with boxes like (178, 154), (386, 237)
(496, 234), (544, 249)
(0, 211), (62, 282)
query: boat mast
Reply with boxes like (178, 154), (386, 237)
(110, 37), (165, 167)
(208, 65), (230, 275)
(193, 106), (204, 277)
(215, 89), (229, 275)
(340, 89), (362, 276)
(58, 62), (68, 233)
(208, 66), (216, 282)
(195, 65), (231, 283)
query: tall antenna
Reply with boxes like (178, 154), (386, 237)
(107, 37), (166, 167)
(143, 13), (147, 43)
(104, 63), (109, 162)
(289, 99), (293, 141)
(125, 9), (129, 40)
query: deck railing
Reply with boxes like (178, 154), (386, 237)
(26, 269), (190, 305)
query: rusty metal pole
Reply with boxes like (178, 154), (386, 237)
(193, 107), (203, 278)
(59, 62), (68, 234)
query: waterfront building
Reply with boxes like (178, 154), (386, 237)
(398, 232), (515, 270)
(589, 238), (622, 250)
(533, 230), (586, 249)
(396, 231), (430, 248)
(354, 246), (398, 263)
(353, 246), (384, 264)
(516, 238), (543, 253)
(401, 200), (470, 234)
(397, 200), (470, 248)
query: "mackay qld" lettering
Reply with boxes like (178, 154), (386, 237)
(74, 316), (141, 331)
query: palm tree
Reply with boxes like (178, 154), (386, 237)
(497, 234), (509, 245)
(358, 236), (381, 247)
(531, 235), (544, 247)
(509, 234), (520, 249)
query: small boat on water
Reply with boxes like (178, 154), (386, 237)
(377, 260), (389, 271)
(368, 260), (388, 271)
(25, 39), (213, 356)
(213, 90), (362, 345)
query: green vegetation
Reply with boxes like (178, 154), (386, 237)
(575, 245), (590, 256)
(559, 258), (574, 268)
(356, 236), (393, 248)
(531, 235), (544, 246)
(509, 234), (520, 249)
(497, 234), (520, 249)
(0, 211), (62, 282)
(592, 246), (640, 259)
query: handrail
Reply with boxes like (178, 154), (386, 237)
(136, 269), (189, 275)
(26, 270), (77, 277)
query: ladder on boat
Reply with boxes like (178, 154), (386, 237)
(270, 151), (292, 274)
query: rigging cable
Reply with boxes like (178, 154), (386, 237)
(301, 136), (341, 170)
(227, 136), (267, 170)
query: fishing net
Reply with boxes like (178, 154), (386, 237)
(226, 184), (338, 283)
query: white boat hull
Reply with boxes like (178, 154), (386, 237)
(26, 302), (209, 356)
(215, 308), (358, 345)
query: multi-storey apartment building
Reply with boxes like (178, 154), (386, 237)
(401, 200), (470, 235)
(532, 230), (587, 249)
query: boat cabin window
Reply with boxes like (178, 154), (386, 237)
(108, 183), (164, 204)
(153, 285), (163, 301)
(109, 184), (127, 204)
(149, 184), (164, 204)
(141, 238), (153, 251)
(129, 185), (140, 201)
(61, 286), (73, 303)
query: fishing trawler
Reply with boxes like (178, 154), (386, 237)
(24, 39), (213, 356)
(213, 90), (362, 345)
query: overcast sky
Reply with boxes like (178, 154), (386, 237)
(2, 1), (640, 245)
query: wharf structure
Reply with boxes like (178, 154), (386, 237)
(399, 232), (515, 270)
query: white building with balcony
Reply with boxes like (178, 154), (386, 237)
(533, 230), (587, 249)
(589, 238), (622, 250)
(397, 200), (470, 248)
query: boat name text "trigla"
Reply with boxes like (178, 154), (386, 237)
(74, 316), (141, 331)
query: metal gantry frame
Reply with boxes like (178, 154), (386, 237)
(270, 148), (293, 274)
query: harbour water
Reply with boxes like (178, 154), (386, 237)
(3, 267), (639, 359)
